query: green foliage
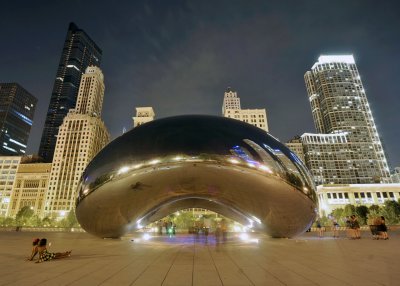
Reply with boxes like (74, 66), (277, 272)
(0, 217), (16, 227)
(58, 210), (80, 228)
(331, 208), (344, 221)
(15, 206), (34, 225)
(355, 205), (369, 225)
(343, 204), (356, 217)
(381, 200), (400, 224)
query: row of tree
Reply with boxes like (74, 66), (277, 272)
(0, 206), (80, 228)
(319, 200), (400, 226)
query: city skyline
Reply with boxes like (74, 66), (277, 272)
(0, 1), (399, 167)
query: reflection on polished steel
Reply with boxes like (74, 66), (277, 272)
(76, 115), (317, 238)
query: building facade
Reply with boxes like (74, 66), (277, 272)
(0, 156), (21, 216)
(132, 107), (155, 128)
(285, 136), (305, 163)
(45, 67), (109, 219)
(222, 88), (269, 132)
(39, 22), (102, 163)
(8, 163), (52, 218)
(303, 55), (390, 184)
(391, 167), (400, 183)
(317, 183), (400, 216)
(0, 83), (37, 156)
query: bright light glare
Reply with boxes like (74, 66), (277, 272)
(233, 225), (242, 232)
(174, 156), (183, 161)
(239, 233), (249, 240)
(118, 166), (129, 174)
(143, 233), (151, 240)
(239, 233), (259, 243)
(83, 189), (89, 195)
(259, 165), (273, 173)
(229, 158), (240, 164)
(133, 164), (143, 169)
(247, 163), (256, 168)
(149, 159), (160, 165)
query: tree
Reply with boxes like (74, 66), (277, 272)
(0, 217), (15, 227)
(381, 200), (400, 225)
(59, 209), (80, 228)
(355, 205), (369, 225)
(343, 204), (356, 217)
(330, 208), (345, 225)
(15, 206), (34, 225)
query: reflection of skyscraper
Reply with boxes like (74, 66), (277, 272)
(45, 66), (109, 218)
(39, 23), (102, 162)
(303, 55), (390, 184)
(222, 87), (269, 132)
(0, 83), (37, 155)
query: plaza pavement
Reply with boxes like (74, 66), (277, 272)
(0, 229), (399, 286)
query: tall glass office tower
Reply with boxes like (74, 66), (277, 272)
(0, 83), (37, 156)
(303, 55), (390, 184)
(38, 22), (102, 162)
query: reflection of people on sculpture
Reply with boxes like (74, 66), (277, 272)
(35, 238), (71, 263)
(215, 224), (221, 244)
(27, 238), (40, 261)
(221, 219), (228, 242)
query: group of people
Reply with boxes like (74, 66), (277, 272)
(316, 215), (389, 240)
(157, 220), (176, 235)
(27, 238), (71, 263)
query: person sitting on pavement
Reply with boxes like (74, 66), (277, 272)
(26, 238), (40, 261)
(36, 238), (71, 263)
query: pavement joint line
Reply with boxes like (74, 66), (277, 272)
(206, 244), (226, 286)
(160, 243), (186, 286)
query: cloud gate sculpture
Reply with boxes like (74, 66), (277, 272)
(76, 115), (317, 238)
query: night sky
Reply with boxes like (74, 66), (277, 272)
(1, 1), (399, 168)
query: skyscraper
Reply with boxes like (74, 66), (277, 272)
(303, 55), (390, 184)
(0, 83), (37, 156)
(222, 88), (269, 132)
(39, 22), (102, 162)
(45, 66), (109, 218)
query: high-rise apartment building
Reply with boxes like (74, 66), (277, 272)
(303, 55), (390, 184)
(0, 83), (37, 156)
(132, 107), (155, 128)
(45, 66), (109, 219)
(8, 162), (52, 218)
(0, 156), (21, 216)
(39, 23), (102, 162)
(285, 136), (305, 163)
(222, 88), (269, 132)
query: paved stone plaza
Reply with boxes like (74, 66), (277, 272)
(0, 229), (399, 286)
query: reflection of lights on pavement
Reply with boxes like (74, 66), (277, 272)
(143, 233), (151, 240)
(118, 166), (129, 174)
(239, 233), (259, 243)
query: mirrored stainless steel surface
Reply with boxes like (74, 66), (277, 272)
(76, 115), (317, 238)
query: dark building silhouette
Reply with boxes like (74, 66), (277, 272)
(38, 22), (102, 162)
(0, 83), (37, 155)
